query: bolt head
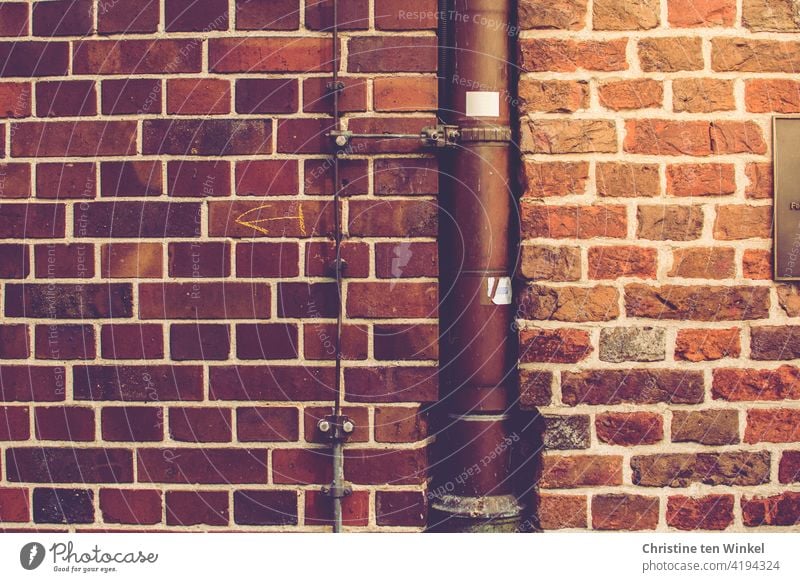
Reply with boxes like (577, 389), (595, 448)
(342, 420), (355, 433)
(335, 135), (348, 147)
(318, 419), (331, 433)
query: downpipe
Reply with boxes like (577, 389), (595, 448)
(429, 0), (523, 532)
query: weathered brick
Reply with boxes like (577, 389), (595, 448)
(347, 282), (437, 318)
(518, 284), (620, 322)
(669, 247), (735, 279)
(779, 451), (800, 484)
(519, 370), (553, 407)
(624, 120), (766, 156)
(592, 494), (659, 530)
(667, 495), (734, 531)
(675, 328), (740, 362)
(100, 489), (162, 526)
(712, 38), (800, 72)
(598, 79), (662, 110)
(138, 449), (267, 484)
(101, 243), (163, 278)
(671, 409), (739, 445)
(667, 164), (735, 197)
(6, 448), (133, 483)
(597, 163), (660, 198)
(742, 492), (800, 526)
(375, 490), (426, 527)
(625, 284), (770, 320)
(521, 161), (589, 198)
(519, 245), (581, 281)
(594, 0), (659, 30)
(522, 204), (627, 239)
(639, 38), (703, 72)
(5, 283), (132, 318)
(345, 367), (438, 403)
(519, 328), (592, 364)
(143, 119), (271, 156)
(537, 494), (587, 529)
(589, 245), (657, 279)
(139, 282), (269, 319)
(519, 38), (628, 72)
(518, 79), (588, 113)
(74, 365), (203, 402)
(713, 366), (800, 401)
(637, 205), (703, 241)
(751, 326), (800, 360)
(673, 78), (735, 113)
(210, 38), (334, 73)
(542, 415), (590, 450)
(375, 406), (429, 443)
(743, 249), (772, 280)
(74, 40), (201, 74)
(521, 119), (617, 154)
(746, 409), (800, 443)
(631, 452), (770, 486)
(596, 412), (663, 446)
(540, 455), (622, 488)
(745, 162), (773, 199)
(33, 489), (93, 524)
(562, 369), (704, 405)
(599, 327), (665, 363)
(374, 323), (437, 361)
(714, 205), (772, 240)
(743, 0), (800, 31)
(519, 0), (587, 29)
(667, 0), (735, 27)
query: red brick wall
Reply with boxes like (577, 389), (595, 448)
(0, 0), (437, 531)
(518, 0), (800, 531)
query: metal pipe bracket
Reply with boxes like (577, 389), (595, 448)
(317, 414), (355, 443)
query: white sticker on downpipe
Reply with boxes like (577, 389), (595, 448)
(486, 276), (512, 305)
(465, 91), (500, 117)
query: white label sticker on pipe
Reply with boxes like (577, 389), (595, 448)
(466, 91), (500, 118)
(487, 276), (513, 305)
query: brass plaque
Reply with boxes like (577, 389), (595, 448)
(774, 117), (800, 280)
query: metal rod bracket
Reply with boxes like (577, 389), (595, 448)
(317, 414), (355, 443)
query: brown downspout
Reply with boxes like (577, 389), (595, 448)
(430, 0), (521, 532)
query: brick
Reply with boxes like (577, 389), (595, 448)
(168, 242), (230, 278)
(236, 323), (298, 360)
(167, 78), (230, 116)
(305, 489), (369, 527)
(100, 489), (161, 525)
(6, 447), (133, 483)
(101, 243), (162, 278)
(101, 79), (162, 115)
(98, 0), (159, 34)
(537, 494), (587, 529)
(743, 0), (800, 31)
(713, 38), (800, 72)
(36, 80), (96, 117)
(32, 0), (92, 36)
(521, 161), (589, 198)
(625, 120), (766, 156)
(593, 0), (660, 30)
(631, 452), (770, 486)
(742, 492), (800, 526)
(345, 448), (427, 484)
(305, 158), (369, 196)
(521, 204), (627, 239)
(37, 162), (96, 199)
(0, 3), (28, 37)
(304, 406), (369, 443)
(101, 324), (163, 360)
(743, 249), (771, 280)
(596, 412), (663, 446)
(375, 491), (427, 526)
(34, 406), (94, 441)
(235, 490), (298, 525)
(304, 323), (369, 361)
(518, 284), (620, 322)
(139, 282), (269, 319)
(597, 162), (660, 198)
(0, 163), (31, 197)
(345, 367), (438, 403)
(101, 407), (163, 441)
(376, 0), (437, 30)
(0, 244), (29, 278)
(167, 160), (231, 198)
(303, 76), (367, 114)
(235, 242), (299, 278)
(675, 328), (740, 362)
(0, 325), (29, 359)
(349, 37), (437, 72)
(637, 205), (703, 241)
(519, 0), (587, 29)
(375, 241), (435, 279)
(374, 159), (437, 197)
(751, 326), (800, 360)
(592, 494), (659, 530)
(349, 199), (436, 237)
(519, 370), (553, 407)
(307, 0), (369, 30)
(209, 365), (334, 401)
(170, 407), (232, 443)
(589, 245), (657, 279)
(236, 78), (298, 114)
(165, 0), (228, 32)
(562, 369), (704, 405)
(0, 366), (65, 402)
(639, 38), (703, 72)
(599, 327), (665, 363)
(668, 0), (735, 27)
(237, 407), (299, 442)
(667, 164), (735, 197)
(746, 163), (773, 200)
(518, 80), (589, 114)
(143, 119), (271, 156)
(669, 247), (735, 279)
(778, 285), (800, 317)
(598, 79), (662, 110)
(745, 79), (800, 113)
(347, 282), (437, 318)
(375, 406), (429, 443)
(673, 78), (735, 112)
(74, 365), (203, 402)
(671, 409), (739, 445)
(167, 491), (228, 526)
(33, 489), (93, 524)
(542, 415), (590, 450)
(100, 162), (160, 199)
(35, 324), (95, 360)
(625, 284), (770, 320)
(713, 366), (800, 401)
(235, 0), (299, 30)
(519, 328), (592, 364)
(0, 42), (68, 77)
(374, 323), (438, 361)
(0, 406), (29, 440)
(714, 205), (771, 240)
(236, 160), (298, 196)
(521, 119), (617, 154)
(138, 449), (267, 484)
(5, 283), (132, 318)
(348, 116), (434, 154)
(0, 488), (29, 522)
(273, 449), (332, 484)
(276, 118), (335, 154)
(209, 200), (334, 238)
(374, 77), (437, 111)
(80, 202), (200, 238)
(540, 455), (622, 488)
(519, 245), (581, 281)
(170, 324), (230, 361)
(74, 40), (201, 74)
(277, 282), (336, 318)
(746, 409), (800, 443)
(11, 121), (136, 157)
(210, 38), (334, 73)
(779, 451), (800, 483)
(519, 38), (628, 72)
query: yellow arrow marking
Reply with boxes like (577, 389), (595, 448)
(234, 203), (307, 236)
